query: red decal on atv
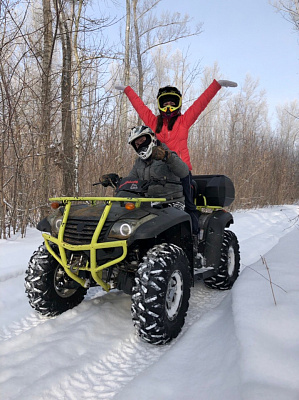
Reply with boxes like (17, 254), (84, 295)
(118, 180), (139, 190)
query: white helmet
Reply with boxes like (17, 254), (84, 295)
(128, 126), (157, 160)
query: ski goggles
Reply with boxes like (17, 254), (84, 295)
(157, 92), (182, 113)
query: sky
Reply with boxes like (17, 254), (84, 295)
(168, 0), (299, 118)
(102, 0), (299, 122)
(1, 204), (299, 399)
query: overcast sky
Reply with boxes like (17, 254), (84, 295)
(102, 0), (298, 119)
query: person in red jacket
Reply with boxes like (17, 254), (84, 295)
(115, 79), (237, 234)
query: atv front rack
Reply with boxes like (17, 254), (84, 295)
(42, 196), (166, 292)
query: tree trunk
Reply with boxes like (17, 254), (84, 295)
(120, 0), (131, 135)
(133, 0), (143, 125)
(0, 84), (6, 239)
(41, 0), (53, 214)
(57, 1), (75, 196)
(73, 0), (83, 196)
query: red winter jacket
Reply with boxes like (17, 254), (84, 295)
(124, 79), (221, 170)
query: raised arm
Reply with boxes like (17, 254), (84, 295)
(115, 85), (157, 130)
(183, 79), (237, 129)
(182, 80), (221, 128)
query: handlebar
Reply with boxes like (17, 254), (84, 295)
(93, 176), (182, 194)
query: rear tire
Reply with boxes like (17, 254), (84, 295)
(25, 244), (87, 316)
(131, 243), (191, 345)
(204, 230), (240, 290)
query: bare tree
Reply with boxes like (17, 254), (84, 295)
(72, 0), (84, 195)
(276, 100), (299, 149)
(120, 0), (131, 132)
(54, 0), (75, 196)
(118, 0), (203, 101)
(1, 0), (298, 238)
(40, 0), (55, 213)
(271, 0), (299, 31)
(0, 0), (32, 237)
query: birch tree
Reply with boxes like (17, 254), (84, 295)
(73, 0), (83, 195)
(40, 0), (54, 212)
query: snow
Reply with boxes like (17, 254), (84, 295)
(0, 205), (299, 400)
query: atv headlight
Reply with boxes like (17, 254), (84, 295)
(109, 220), (136, 239)
(52, 216), (63, 235)
(47, 209), (63, 236)
(108, 215), (156, 239)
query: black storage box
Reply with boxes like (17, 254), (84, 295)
(192, 175), (235, 207)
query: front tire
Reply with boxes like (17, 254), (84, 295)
(25, 244), (87, 316)
(204, 230), (240, 290)
(131, 243), (191, 345)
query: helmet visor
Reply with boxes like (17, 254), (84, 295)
(131, 135), (151, 153)
(158, 93), (182, 112)
(131, 134), (156, 159)
(157, 92), (182, 113)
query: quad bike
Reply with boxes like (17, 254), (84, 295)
(25, 174), (240, 345)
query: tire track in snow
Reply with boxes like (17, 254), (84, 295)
(1, 280), (227, 400)
(187, 280), (228, 324)
(0, 287), (105, 342)
(35, 282), (228, 400)
(0, 313), (49, 341)
(39, 334), (170, 400)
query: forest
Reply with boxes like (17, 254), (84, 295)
(0, 0), (298, 238)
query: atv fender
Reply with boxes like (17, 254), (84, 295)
(37, 217), (52, 233)
(203, 210), (233, 271)
(128, 207), (191, 243)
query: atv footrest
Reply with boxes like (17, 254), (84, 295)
(194, 267), (215, 280)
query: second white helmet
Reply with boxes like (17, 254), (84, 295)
(128, 125), (157, 160)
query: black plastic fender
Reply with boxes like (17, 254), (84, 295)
(37, 217), (52, 233)
(127, 207), (192, 244)
(203, 210), (234, 271)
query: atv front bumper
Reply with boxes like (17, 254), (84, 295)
(43, 196), (165, 291)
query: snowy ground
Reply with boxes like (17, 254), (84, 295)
(0, 205), (299, 400)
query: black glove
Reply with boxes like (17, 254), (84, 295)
(151, 146), (170, 161)
(101, 173), (120, 188)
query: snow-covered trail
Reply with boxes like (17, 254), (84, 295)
(115, 292), (242, 400)
(0, 268), (229, 400)
(0, 205), (298, 400)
